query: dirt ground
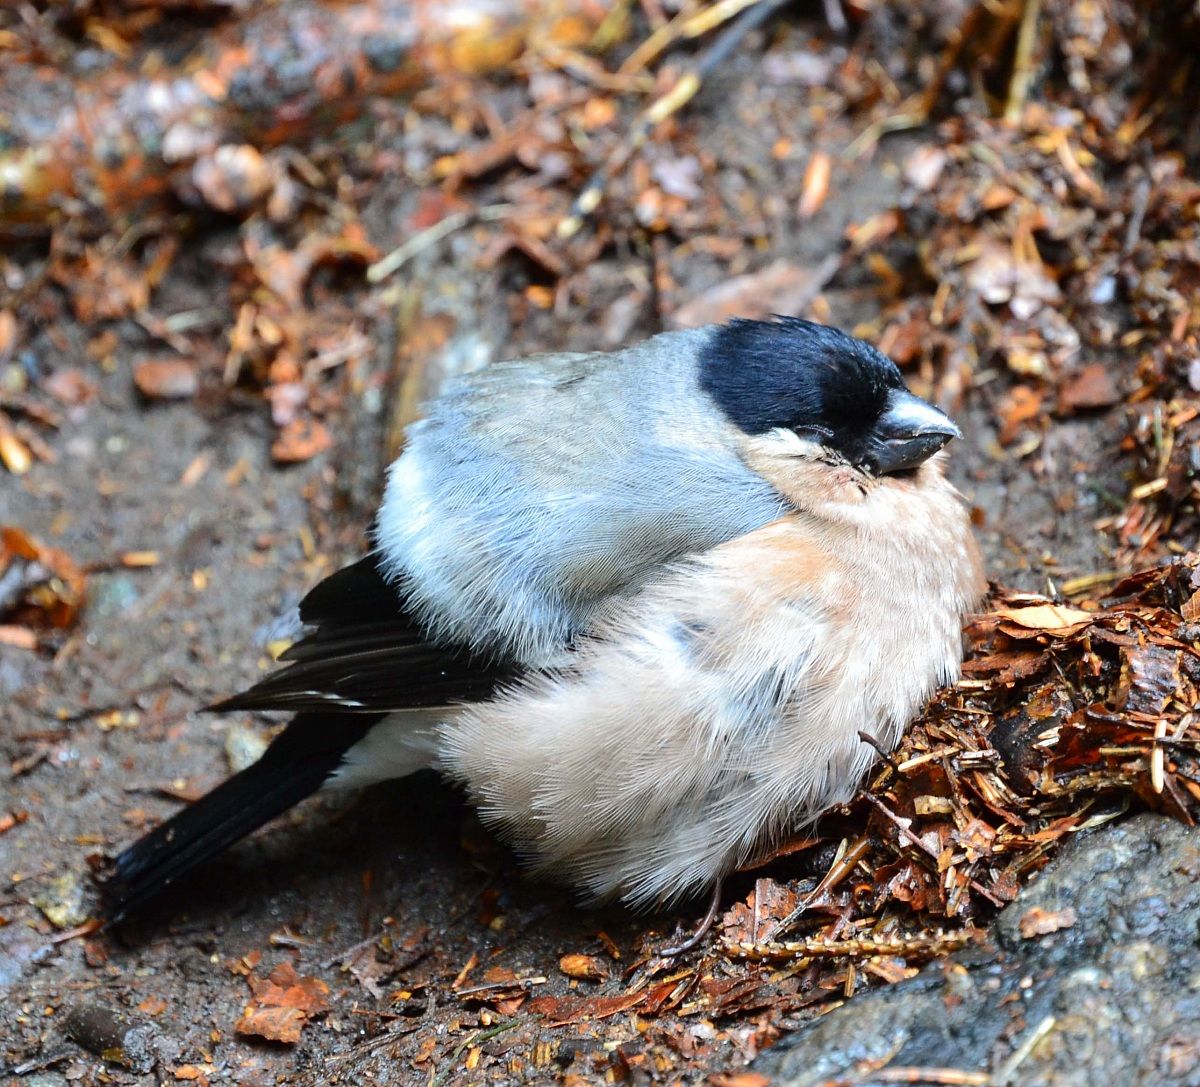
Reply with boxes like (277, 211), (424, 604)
(3, 2), (1197, 1085)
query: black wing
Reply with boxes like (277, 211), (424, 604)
(211, 553), (516, 715)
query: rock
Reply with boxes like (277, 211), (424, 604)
(63, 1001), (177, 1074)
(31, 873), (87, 930)
(753, 814), (1200, 1087)
(224, 718), (269, 774)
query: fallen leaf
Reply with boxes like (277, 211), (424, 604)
(669, 257), (838, 328)
(249, 960), (330, 1015)
(235, 1004), (307, 1045)
(347, 946), (390, 1000)
(994, 603), (1094, 634)
(998, 385), (1044, 445)
(271, 418), (332, 464)
(527, 989), (646, 1025)
(235, 961), (329, 1044)
(0, 425), (32, 475)
(558, 954), (607, 981)
(133, 359), (199, 401)
(798, 151), (832, 218)
(720, 878), (800, 944)
(1058, 362), (1120, 413)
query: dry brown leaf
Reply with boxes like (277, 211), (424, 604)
(0, 425), (32, 475)
(133, 359), (199, 401)
(249, 960), (330, 1015)
(1183, 591), (1200, 622)
(798, 151), (832, 218)
(994, 603), (1094, 634)
(558, 954), (607, 981)
(0, 525), (88, 633)
(1058, 362), (1120, 413)
(271, 418), (332, 464)
(998, 385), (1044, 446)
(236, 1004), (307, 1044)
(669, 259), (837, 328)
(235, 961), (329, 1044)
(528, 989), (646, 1025)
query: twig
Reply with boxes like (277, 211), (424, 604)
(320, 924), (392, 969)
(845, 111), (928, 160)
(818, 1069), (989, 1087)
(859, 729), (902, 772)
(1121, 174), (1152, 256)
(1004, 0), (1042, 125)
(865, 793), (941, 860)
(764, 836), (872, 941)
(725, 927), (979, 962)
(428, 1019), (525, 1087)
(454, 976), (547, 998)
(618, 0), (762, 78)
(1151, 717), (1167, 793)
(991, 1015), (1057, 1085)
(367, 205), (512, 283)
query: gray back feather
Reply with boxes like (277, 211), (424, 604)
(375, 326), (787, 664)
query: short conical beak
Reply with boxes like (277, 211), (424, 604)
(867, 388), (961, 476)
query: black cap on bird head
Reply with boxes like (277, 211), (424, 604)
(699, 316), (960, 476)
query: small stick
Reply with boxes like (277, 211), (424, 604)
(764, 836), (872, 941)
(1004, 0), (1043, 125)
(725, 926), (979, 962)
(991, 1015), (1057, 1085)
(618, 0), (762, 78)
(368, 205), (512, 284)
(865, 793), (940, 859)
(818, 1069), (989, 1087)
(1151, 717), (1167, 793)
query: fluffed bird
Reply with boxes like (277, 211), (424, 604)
(105, 317), (985, 920)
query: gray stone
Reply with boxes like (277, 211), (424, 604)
(754, 813), (1200, 1087)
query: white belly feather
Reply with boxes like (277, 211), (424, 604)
(437, 468), (984, 905)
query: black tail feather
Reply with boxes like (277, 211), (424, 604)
(103, 712), (379, 921)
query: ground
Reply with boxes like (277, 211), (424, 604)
(2, 2), (1199, 1086)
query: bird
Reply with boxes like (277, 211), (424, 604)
(104, 316), (985, 922)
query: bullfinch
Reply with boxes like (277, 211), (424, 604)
(105, 317), (985, 919)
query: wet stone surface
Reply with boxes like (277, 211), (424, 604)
(755, 814), (1200, 1087)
